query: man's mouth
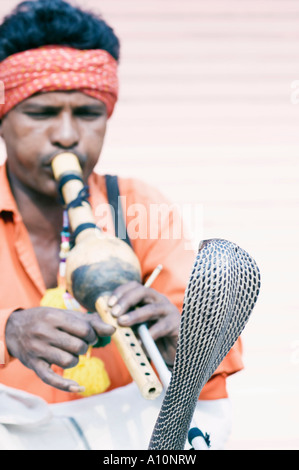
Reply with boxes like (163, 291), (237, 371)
(42, 151), (86, 172)
(42, 164), (54, 177)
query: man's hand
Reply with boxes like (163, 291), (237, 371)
(5, 307), (115, 392)
(108, 281), (181, 366)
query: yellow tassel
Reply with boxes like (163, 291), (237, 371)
(40, 287), (67, 310)
(63, 348), (110, 397)
(40, 287), (110, 397)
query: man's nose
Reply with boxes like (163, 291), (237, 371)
(50, 112), (80, 149)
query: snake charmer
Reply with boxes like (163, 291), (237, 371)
(0, 0), (244, 449)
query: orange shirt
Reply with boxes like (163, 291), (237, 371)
(0, 163), (243, 403)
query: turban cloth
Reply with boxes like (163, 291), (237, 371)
(0, 45), (119, 119)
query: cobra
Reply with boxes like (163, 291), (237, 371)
(149, 238), (261, 450)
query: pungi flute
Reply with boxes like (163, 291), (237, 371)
(51, 152), (162, 400)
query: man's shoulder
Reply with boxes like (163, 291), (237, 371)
(91, 171), (169, 205)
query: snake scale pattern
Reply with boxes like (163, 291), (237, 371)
(149, 239), (261, 450)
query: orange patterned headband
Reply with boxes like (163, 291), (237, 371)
(0, 45), (119, 119)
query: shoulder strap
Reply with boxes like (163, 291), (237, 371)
(105, 174), (132, 249)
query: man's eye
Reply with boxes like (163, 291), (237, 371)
(23, 109), (106, 119)
(75, 111), (105, 119)
(24, 111), (55, 119)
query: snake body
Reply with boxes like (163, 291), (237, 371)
(149, 238), (261, 450)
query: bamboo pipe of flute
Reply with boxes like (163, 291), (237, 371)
(51, 152), (162, 400)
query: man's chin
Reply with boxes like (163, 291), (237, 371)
(32, 175), (61, 202)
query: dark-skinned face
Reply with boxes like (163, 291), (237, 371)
(0, 91), (108, 198)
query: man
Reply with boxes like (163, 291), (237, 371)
(0, 0), (243, 447)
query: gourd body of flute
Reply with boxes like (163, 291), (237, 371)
(66, 231), (141, 312)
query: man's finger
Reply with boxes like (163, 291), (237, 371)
(49, 330), (89, 356)
(147, 316), (179, 341)
(37, 345), (79, 370)
(87, 312), (116, 337)
(117, 303), (164, 327)
(107, 281), (141, 308)
(33, 359), (85, 393)
(47, 309), (98, 344)
(110, 285), (157, 318)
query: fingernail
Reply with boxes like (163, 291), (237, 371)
(111, 304), (121, 317)
(118, 315), (129, 326)
(69, 385), (85, 394)
(108, 296), (118, 307)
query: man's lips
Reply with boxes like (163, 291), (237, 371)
(42, 164), (55, 179)
(42, 151), (86, 171)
